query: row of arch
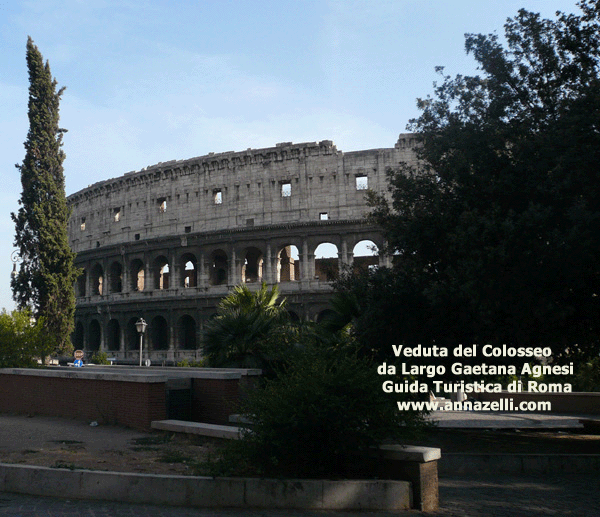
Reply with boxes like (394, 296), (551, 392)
(73, 309), (329, 354)
(77, 240), (380, 298)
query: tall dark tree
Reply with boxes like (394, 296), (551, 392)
(361, 1), (600, 364)
(11, 37), (79, 354)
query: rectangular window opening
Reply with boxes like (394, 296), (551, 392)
(80, 217), (86, 231)
(158, 198), (167, 212)
(214, 189), (222, 204)
(281, 181), (291, 197)
(319, 212), (328, 221)
(113, 208), (121, 222)
(356, 176), (368, 190)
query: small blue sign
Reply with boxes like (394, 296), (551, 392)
(74, 359), (83, 367)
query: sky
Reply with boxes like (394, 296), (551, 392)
(0, 0), (583, 311)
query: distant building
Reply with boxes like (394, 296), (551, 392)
(67, 135), (419, 363)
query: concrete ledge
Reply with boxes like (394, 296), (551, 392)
(377, 445), (441, 463)
(0, 368), (168, 383)
(0, 463), (411, 511)
(151, 420), (241, 439)
(440, 453), (600, 475)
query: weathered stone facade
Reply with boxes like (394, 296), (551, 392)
(67, 134), (419, 364)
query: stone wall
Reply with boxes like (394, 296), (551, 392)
(67, 135), (420, 363)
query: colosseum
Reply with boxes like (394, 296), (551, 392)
(67, 134), (419, 364)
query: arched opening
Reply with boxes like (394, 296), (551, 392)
(178, 315), (197, 350)
(73, 321), (84, 349)
(77, 270), (86, 297)
(352, 240), (379, 273)
(181, 253), (197, 288)
(210, 250), (228, 286)
(90, 264), (104, 295)
(153, 256), (170, 290)
(277, 245), (300, 282)
(107, 319), (120, 351)
(126, 317), (140, 351)
(316, 309), (335, 324)
(89, 319), (101, 351)
(150, 316), (169, 350)
(130, 259), (145, 292)
(108, 261), (123, 293)
(314, 243), (339, 281)
(242, 247), (263, 283)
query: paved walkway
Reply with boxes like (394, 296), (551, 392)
(1, 472), (598, 516)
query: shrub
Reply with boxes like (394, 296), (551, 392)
(226, 339), (429, 478)
(0, 309), (53, 367)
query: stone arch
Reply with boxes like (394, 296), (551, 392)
(242, 247), (263, 283)
(150, 315), (169, 350)
(108, 261), (123, 293)
(126, 317), (140, 351)
(277, 245), (300, 282)
(352, 239), (379, 273)
(89, 319), (101, 351)
(130, 259), (145, 292)
(106, 319), (120, 351)
(90, 263), (104, 295)
(153, 256), (170, 290)
(178, 315), (197, 350)
(73, 321), (84, 349)
(181, 253), (197, 288)
(77, 270), (86, 298)
(314, 242), (339, 281)
(209, 250), (228, 286)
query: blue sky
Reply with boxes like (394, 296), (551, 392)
(0, 0), (581, 311)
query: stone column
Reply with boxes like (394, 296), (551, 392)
(265, 244), (272, 284)
(144, 253), (152, 291)
(230, 247), (237, 285)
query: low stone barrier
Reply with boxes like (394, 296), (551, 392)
(0, 463), (412, 511)
(367, 445), (441, 512)
(0, 367), (260, 431)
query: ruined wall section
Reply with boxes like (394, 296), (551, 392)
(67, 135), (420, 254)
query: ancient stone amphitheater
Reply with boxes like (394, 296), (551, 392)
(67, 134), (419, 364)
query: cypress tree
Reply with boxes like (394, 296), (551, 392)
(11, 37), (79, 355)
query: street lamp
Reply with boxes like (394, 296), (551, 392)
(136, 318), (147, 367)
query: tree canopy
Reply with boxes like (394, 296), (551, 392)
(363, 1), (600, 364)
(11, 37), (79, 355)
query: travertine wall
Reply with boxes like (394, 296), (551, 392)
(67, 134), (419, 363)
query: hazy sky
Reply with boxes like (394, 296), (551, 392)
(0, 0), (582, 310)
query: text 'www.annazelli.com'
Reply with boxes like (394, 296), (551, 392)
(397, 399), (552, 412)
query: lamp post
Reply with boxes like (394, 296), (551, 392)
(136, 318), (147, 367)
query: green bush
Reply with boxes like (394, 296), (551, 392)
(0, 309), (53, 367)
(222, 339), (429, 478)
(90, 351), (110, 365)
(176, 357), (207, 368)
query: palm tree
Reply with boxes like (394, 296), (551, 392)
(202, 283), (288, 368)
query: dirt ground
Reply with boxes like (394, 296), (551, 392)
(0, 415), (599, 476)
(0, 415), (221, 476)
